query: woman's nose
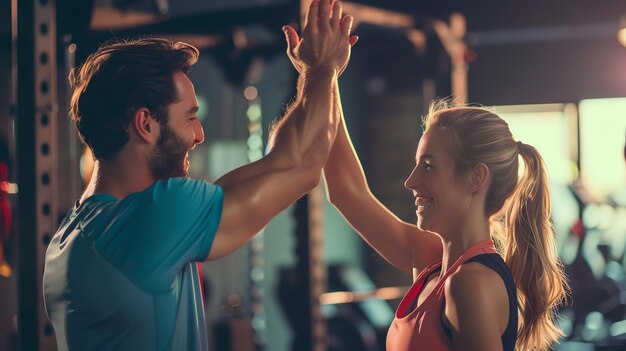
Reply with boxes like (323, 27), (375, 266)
(404, 166), (419, 190)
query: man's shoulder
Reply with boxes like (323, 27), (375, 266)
(133, 177), (223, 214)
(151, 177), (220, 194)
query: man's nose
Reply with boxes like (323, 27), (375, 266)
(193, 121), (205, 145)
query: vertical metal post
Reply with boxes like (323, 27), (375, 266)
(307, 184), (326, 351)
(433, 13), (468, 105)
(15, 0), (38, 349)
(34, 0), (59, 348)
(16, 0), (58, 349)
(289, 184), (327, 351)
(290, 196), (313, 351)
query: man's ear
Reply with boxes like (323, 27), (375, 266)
(470, 163), (490, 194)
(131, 108), (159, 144)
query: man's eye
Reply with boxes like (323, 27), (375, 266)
(423, 163), (433, 170)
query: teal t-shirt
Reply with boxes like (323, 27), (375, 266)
(43, 178), (223, 351)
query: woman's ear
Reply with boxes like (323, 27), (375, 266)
(470, 163), (490, 194)
(130, 108), (158, 144)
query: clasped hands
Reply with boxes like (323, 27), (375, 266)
(283, 0), (358, 76)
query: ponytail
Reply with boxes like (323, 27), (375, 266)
(504, 143), (568, 350)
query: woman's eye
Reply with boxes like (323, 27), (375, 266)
(423, 163), (433, 171)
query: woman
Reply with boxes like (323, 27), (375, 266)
(323, 101), (568, 350)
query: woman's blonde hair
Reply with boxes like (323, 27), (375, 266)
(423, 101), (569, 350)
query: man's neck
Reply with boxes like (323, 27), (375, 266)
(80, 158), (154, 203)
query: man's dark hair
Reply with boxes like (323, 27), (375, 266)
(69, 38), (199, 161)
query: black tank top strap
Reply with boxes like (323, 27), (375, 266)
(440, 253), (518, 351)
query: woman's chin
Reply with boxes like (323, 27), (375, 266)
(416, 220), (440, 235)
(416, 219), (429, 232)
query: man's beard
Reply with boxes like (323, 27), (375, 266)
(148, 123), (191, 181)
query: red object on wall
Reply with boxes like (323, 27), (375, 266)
(0, 162), (10, 241)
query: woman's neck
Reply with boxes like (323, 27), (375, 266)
(439, 214), (491, 274)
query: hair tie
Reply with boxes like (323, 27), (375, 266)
(517, 141), (523, 150)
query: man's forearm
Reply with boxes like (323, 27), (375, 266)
(270, 67), (339, 168)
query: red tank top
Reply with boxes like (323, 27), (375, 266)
(386, 240), (498, 351)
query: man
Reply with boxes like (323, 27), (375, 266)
(43, 0), (356, 349)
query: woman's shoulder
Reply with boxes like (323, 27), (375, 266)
(443, 261), (510, 334)
(446, 261), (507, 293)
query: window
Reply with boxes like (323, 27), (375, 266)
(579, 98), (626, 199)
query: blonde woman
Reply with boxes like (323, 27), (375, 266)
(322, 102), (569, 350)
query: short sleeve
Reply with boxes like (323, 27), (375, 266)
(81, 178), (223, 293)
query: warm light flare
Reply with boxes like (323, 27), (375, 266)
(319, 291), (354, 304)
(0, 181), (18, 194)
(618, 28), (626, 48)
(244, 86), (258, 101)
(319, 286), (409, 305)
